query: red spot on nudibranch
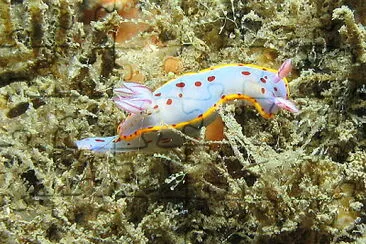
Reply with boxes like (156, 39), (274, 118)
(166, 99), (173, 105)
(195, 81), (202, 86)
(95, 139), (105, 142)
(238, 64), (244, 66)
(262, 68), (267, 71)
(176, 82), (185, 88)
(261, 88), (266, 94)
(178, 93), (183, 98)
(221, 95), (226, 99)
(264, 76), (268, 79)
(155, 93), (161, 96)
(153, 105), (159, 109)
(274, 87), (278, 92)
(207, 76), (215, 82)
(241, 71), (251, 75)
(260, 78), (266, 83)
(198, 114), (203, 118)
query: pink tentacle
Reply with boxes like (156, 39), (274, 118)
(274, 59), (292, 83)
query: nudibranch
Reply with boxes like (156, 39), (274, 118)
(76, 59), (299, 152)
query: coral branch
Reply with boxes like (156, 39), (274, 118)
(333, 6), (366, 63)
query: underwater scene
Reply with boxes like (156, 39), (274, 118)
(0, 0), (365, 243)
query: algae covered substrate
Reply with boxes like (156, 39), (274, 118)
(0, 0), (365, 243)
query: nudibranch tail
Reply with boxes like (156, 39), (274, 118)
(75, 136), (120, 152)
(113, 82), (154, 114)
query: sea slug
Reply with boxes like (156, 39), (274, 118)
(76, 59), (299, 152)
